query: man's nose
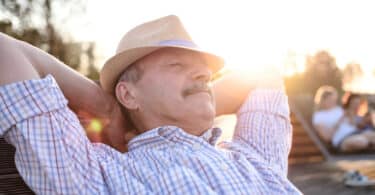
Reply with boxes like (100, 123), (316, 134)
(192, 64), (212, 83)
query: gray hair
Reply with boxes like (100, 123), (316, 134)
(115, 62), (144, 132)
(117, 62), (144, 83)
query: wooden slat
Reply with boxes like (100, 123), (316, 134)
(288, 156), (324, 165)
(290, 145), (322, 157)
(289, 111), (324, 164)
(292, 136), (314, 145)
(0, 138), (17, 175)
(0, 174), (34, 194)
(0, 138), (34, 193)
(292, 128), (309, 137)
(290, 104), (332, 159)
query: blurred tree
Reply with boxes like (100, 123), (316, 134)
(285, 50), (343, 96)
(0, 0), (99, 80)
(304, 51), (342, 95)
(285, 73), (305, 95)
(342, 62), (364, 84)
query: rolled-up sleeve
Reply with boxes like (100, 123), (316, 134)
(0, 75), (108, 194)
(0, 75), (67, 135)
(230, 88), (292, 175)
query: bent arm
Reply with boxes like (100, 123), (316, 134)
(0, 33), (125, 193)
(214, 69), (291, 176)
(0, 32), (113, 116)
(0, 33), (129, 151)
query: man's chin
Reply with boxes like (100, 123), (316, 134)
(195, 111), (215, 125)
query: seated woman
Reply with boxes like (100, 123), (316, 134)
(312, 85), (344, 143)
(332, 93), (375, 152)
(313, 87), (375, 152)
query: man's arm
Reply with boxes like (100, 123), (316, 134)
(213, 70), (283, 116)
(0, 32), (113, 117)
(0, 33), (40, 84)
(214, 69), (291, 176)
(0, 33), (108, 193)
(0, 33), (146, 193)
(0, 33), (130, 151)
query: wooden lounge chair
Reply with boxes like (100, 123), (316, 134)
(289, 95), (375, 162)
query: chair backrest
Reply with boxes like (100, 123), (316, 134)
(289, 94), (315, 124)
(0, 137), (34, 194)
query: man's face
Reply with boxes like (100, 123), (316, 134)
(129, 48), (216, 135)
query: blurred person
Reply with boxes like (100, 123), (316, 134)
(312, 85), (345, 143)
(0, 15), (301, 194)
(332, 93), (375, 152)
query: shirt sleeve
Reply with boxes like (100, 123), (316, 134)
(221, 88), (292, 176)
(0, 75), (109, 194)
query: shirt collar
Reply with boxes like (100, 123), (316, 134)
(127, 125), (222, 151)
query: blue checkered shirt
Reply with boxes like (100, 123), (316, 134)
(0, 75), (301, 194)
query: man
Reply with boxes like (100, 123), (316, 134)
(0, 15), (301, 194)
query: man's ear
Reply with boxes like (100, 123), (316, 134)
(115, 82), (139, 110)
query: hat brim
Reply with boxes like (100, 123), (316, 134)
(100, 45), (225, 94)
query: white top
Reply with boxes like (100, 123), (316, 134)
(313, 106), (355, 147)
(332, 118), (357, 147)
(313, 106), (344, 129)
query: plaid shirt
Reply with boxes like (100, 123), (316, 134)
(0, 75), (301, 194)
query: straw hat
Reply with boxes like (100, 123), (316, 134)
(100, 15), (224, 94)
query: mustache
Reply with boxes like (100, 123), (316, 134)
(182, 83), (213, 98)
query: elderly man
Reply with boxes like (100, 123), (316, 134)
(0, 15), (301, 194)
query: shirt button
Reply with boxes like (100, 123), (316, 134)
(193, 143), (201, 150)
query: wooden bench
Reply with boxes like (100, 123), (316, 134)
(0, 137), (34, 194)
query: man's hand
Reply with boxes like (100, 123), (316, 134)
(214, 67), (284, 116)
(76, 92), (138, 153)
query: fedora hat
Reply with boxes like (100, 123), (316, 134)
(100, 15), (225, 94)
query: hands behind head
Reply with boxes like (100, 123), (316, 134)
(75, 92), (138, 153)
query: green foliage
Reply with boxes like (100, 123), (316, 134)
(285, 50), (343, 96)
(0, 0), (99, 80)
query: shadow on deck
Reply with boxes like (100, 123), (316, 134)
(289, 161), (375, 195)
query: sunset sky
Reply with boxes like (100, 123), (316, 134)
(62, 0), (375, 76)
(2, 0), (374, 76)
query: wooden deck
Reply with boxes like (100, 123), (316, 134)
(289, 160), (375, 195)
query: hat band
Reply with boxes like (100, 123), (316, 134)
(157, 40), (198, 48)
